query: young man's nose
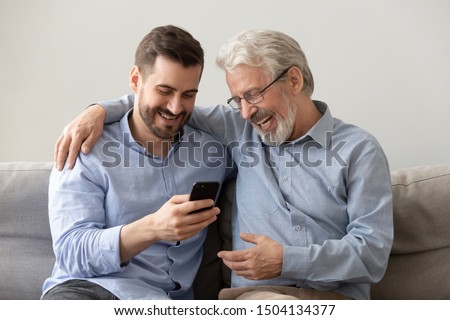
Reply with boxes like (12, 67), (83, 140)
(167, 96), (183, 115)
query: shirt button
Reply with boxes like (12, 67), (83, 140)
(294, 225), (302, 231)
(282, 176), (288, 181)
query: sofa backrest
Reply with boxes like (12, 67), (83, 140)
(193, 178), (234, 299)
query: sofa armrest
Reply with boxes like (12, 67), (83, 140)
(371, 163), (450, 299)
(0, 162), (55, 299)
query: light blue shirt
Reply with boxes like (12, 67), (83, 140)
(100, 95), (394, 300)
(42, 110), (232, 300)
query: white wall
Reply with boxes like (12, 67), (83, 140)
(1, 0), (449, 170)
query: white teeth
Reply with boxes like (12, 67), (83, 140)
(256, 115), (271, 126)
(159, 112), (176, 120)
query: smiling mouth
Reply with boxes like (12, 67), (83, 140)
(255, 115), (271, 125)
(253, 114), (274, 132)
(158, 111), (178, 120)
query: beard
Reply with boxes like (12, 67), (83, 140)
(138, 98), (190, 140)
(251, 95), (296, 146)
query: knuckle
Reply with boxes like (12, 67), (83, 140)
(68, 145), (78, 153)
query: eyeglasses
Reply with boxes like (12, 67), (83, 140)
(226, 67), (291, 110)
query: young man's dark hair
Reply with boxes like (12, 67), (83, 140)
(135, 25), (204, 79)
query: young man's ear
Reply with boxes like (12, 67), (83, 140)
(287, 66), (304, 95)
(129, 66), (141, 93)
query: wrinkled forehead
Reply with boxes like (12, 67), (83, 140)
(225, 65), (270, 94)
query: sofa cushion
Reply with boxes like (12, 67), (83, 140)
(371, 163), (450, 299)
(193, 177), (234, 299)
(0, 162), (55, 299)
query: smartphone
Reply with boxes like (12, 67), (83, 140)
(189, 181), (220, 213)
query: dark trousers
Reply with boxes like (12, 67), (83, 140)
(41, 279), (119, 300)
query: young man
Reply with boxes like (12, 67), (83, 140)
(54, 29), (393, 300)
(42, 25), (231, 300)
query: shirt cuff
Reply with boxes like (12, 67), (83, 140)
(99, 225), (125, 272)
(281, 245), (310, 280)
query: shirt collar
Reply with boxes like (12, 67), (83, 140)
(289, 100), (333, 148)
(307, 100), (333, 148)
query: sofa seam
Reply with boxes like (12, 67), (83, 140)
(391, 243), (450, 256)
(392, 172), (450, 187)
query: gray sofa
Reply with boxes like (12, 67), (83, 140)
(1, 162), (449, 300)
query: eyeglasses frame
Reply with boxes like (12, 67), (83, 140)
(226, 66), (292, 110)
